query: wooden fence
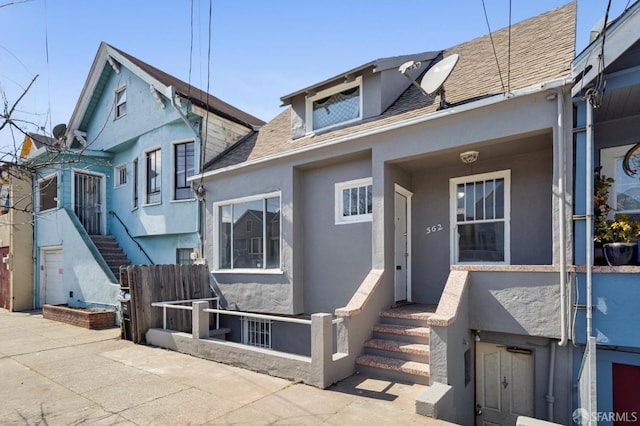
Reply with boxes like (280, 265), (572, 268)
(121, 264), (214, 344)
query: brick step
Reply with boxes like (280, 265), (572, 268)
(365, 339), (429, 357)
(373, 324), (429, 343)
(355, 354), (430, 384)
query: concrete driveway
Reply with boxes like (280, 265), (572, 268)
(0, 309), (454, 425)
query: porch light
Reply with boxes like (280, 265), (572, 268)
(460, 151), (479, 164)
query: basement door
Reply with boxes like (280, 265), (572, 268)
(475, 342), (533, 425)
(0, 246), (9, 309)
(394, 185), (412, 302)
(42, 249), (65, 306)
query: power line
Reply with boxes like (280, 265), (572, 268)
(481, 0), (506, 92)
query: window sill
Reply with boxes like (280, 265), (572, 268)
(143, 202), (162, 207)
(212, 269), (284, 275)
(170, 198), (196, 204)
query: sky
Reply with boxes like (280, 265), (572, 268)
(0, 0), (634, 154)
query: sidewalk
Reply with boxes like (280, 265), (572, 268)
(0, 309), (453, 425)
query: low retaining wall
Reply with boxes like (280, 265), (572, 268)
(43, 304), (116, 329)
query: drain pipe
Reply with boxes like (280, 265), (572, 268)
(546, 341), (557, 422)
(585, 97), (594, 340)
(556, 89), (568, 348)
(169, 86), (205, 256)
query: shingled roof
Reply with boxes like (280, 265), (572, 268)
(206, 2), (575, 172)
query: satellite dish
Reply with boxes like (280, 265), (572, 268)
(53, 123), (67, 140)
(420, 54), (459, 110)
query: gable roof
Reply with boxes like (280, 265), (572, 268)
(205, 2), (575, 173)
(67, 42), (264, 145)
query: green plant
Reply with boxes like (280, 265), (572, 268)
(593, 167), (640, 243)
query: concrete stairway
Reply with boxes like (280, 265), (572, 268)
(355, 304), (436, 385)
(90, 235), (132, 276)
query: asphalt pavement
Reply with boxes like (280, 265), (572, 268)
(0, 308), (454, 425)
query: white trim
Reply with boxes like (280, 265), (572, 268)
(36, 172), (59, 213)
(601, 144), (640, 215)
(114, 163), (127, 188)
(195, 77), (570, 181)
(305, 76), (362, 133)
(335, 177), (373, 225)
(212, 191), (282, 271)
(449, 170), (511, 265)
(394, 184), (413, 302)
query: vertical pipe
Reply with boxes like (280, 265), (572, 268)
(546, 341), (557, 421)
(557, 90), (568, 347)
(585, 100), (594, 339)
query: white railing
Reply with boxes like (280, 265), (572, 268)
(151, 297), (220, 330)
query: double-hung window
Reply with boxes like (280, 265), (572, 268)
(306, 77), (362, 132)
(601, 144), (640, 214)
(38, 174), (58, 212)
(450, 170), (511, 264)
(115, 86), (127, 119)
(132, 158), (139, 209)
(114, 164), (127, 188)
(335, 178), (373, 224)
(146, 149), (161, 204)
(174, 141), (195, 200)
(216, 192), (281, 270)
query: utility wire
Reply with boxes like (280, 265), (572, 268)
(481, 0), (506, 92)
(507, 0), (512, 93)
(589, 0), (612, 109)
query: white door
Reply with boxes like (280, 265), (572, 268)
(394, 187), (411, 302)
(42, 249), (65, 306)
(475, 342), (534, 425)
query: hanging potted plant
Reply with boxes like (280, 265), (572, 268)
(594, 168), (640, 265)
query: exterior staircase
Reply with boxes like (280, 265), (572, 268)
(90, 235), (131, 276)
(355, 304), (436, 385)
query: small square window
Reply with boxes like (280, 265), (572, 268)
(114, 164), (127, 188)
(241, 317), (271, 348)
(38, 174), (58, 212)
(176, 248), (194, 265)
(335, 178), (373, 224)
(115, 86), (127, 119)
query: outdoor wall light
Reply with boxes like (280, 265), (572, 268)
(460, 150), (479, 164)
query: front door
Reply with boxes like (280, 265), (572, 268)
(475, 342), (534, 425)
(394, 186), (411, 302)
(74, 171), (104, 235)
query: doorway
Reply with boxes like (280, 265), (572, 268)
(394, 185), (412, 302)
(475, 342), (534, 425)
(41, 248), (65, 306)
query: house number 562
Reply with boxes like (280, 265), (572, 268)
(426, 224), (443, 234)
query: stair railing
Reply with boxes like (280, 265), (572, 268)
(108, 211), (154, 264)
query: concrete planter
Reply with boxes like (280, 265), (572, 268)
(43, 304), (116, 329)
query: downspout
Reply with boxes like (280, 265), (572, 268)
(557, 89), (568, 347)
(169, 86), (205, 257)
(585, 97), (594, 340)
(546, 342), (557, 422)
(32, 172), (39, 308)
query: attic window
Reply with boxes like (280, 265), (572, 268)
(307, 77), (362, 132)
(115, 86), (127, 119)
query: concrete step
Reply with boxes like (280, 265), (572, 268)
(379, 304), (437, 326)
(372, 323), (429, 344)
(364, 338), (429, 362)
(355, 354), (430, 385)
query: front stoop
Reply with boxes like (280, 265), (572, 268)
(355, 304), (436, 385)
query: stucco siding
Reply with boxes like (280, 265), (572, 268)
(301, 158), (373, 314)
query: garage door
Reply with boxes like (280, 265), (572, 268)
(43, 249), (65, 306)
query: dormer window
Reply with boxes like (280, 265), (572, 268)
(115, 86), (127, 119)
(306, 77), (362, 132)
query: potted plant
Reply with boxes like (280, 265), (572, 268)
(594, 168), (640, 265)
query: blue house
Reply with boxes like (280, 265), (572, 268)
(26, 42), (263, 312)
(571, 1), (640, 423)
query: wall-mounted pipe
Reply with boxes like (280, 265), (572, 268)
(556, 89), (568, 347)
(546, 341), (557, 422)
(585, 98), (594, 339)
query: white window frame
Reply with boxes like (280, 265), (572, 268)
(335, 177), (373, 225)
(71, 168), (107, 235)
(37, 173), (59, 213)
(601, 144), (640, 215)
(115, 85), (127, 119)
(114, 163), (127, 188)
(145, 147), (162, 206)
(172, 139), (196, 202)
(305, 76), (362, 133)
(241, 317), (272, 348)
(449, 170), (511, 265)
(213, 191), (282, 274)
